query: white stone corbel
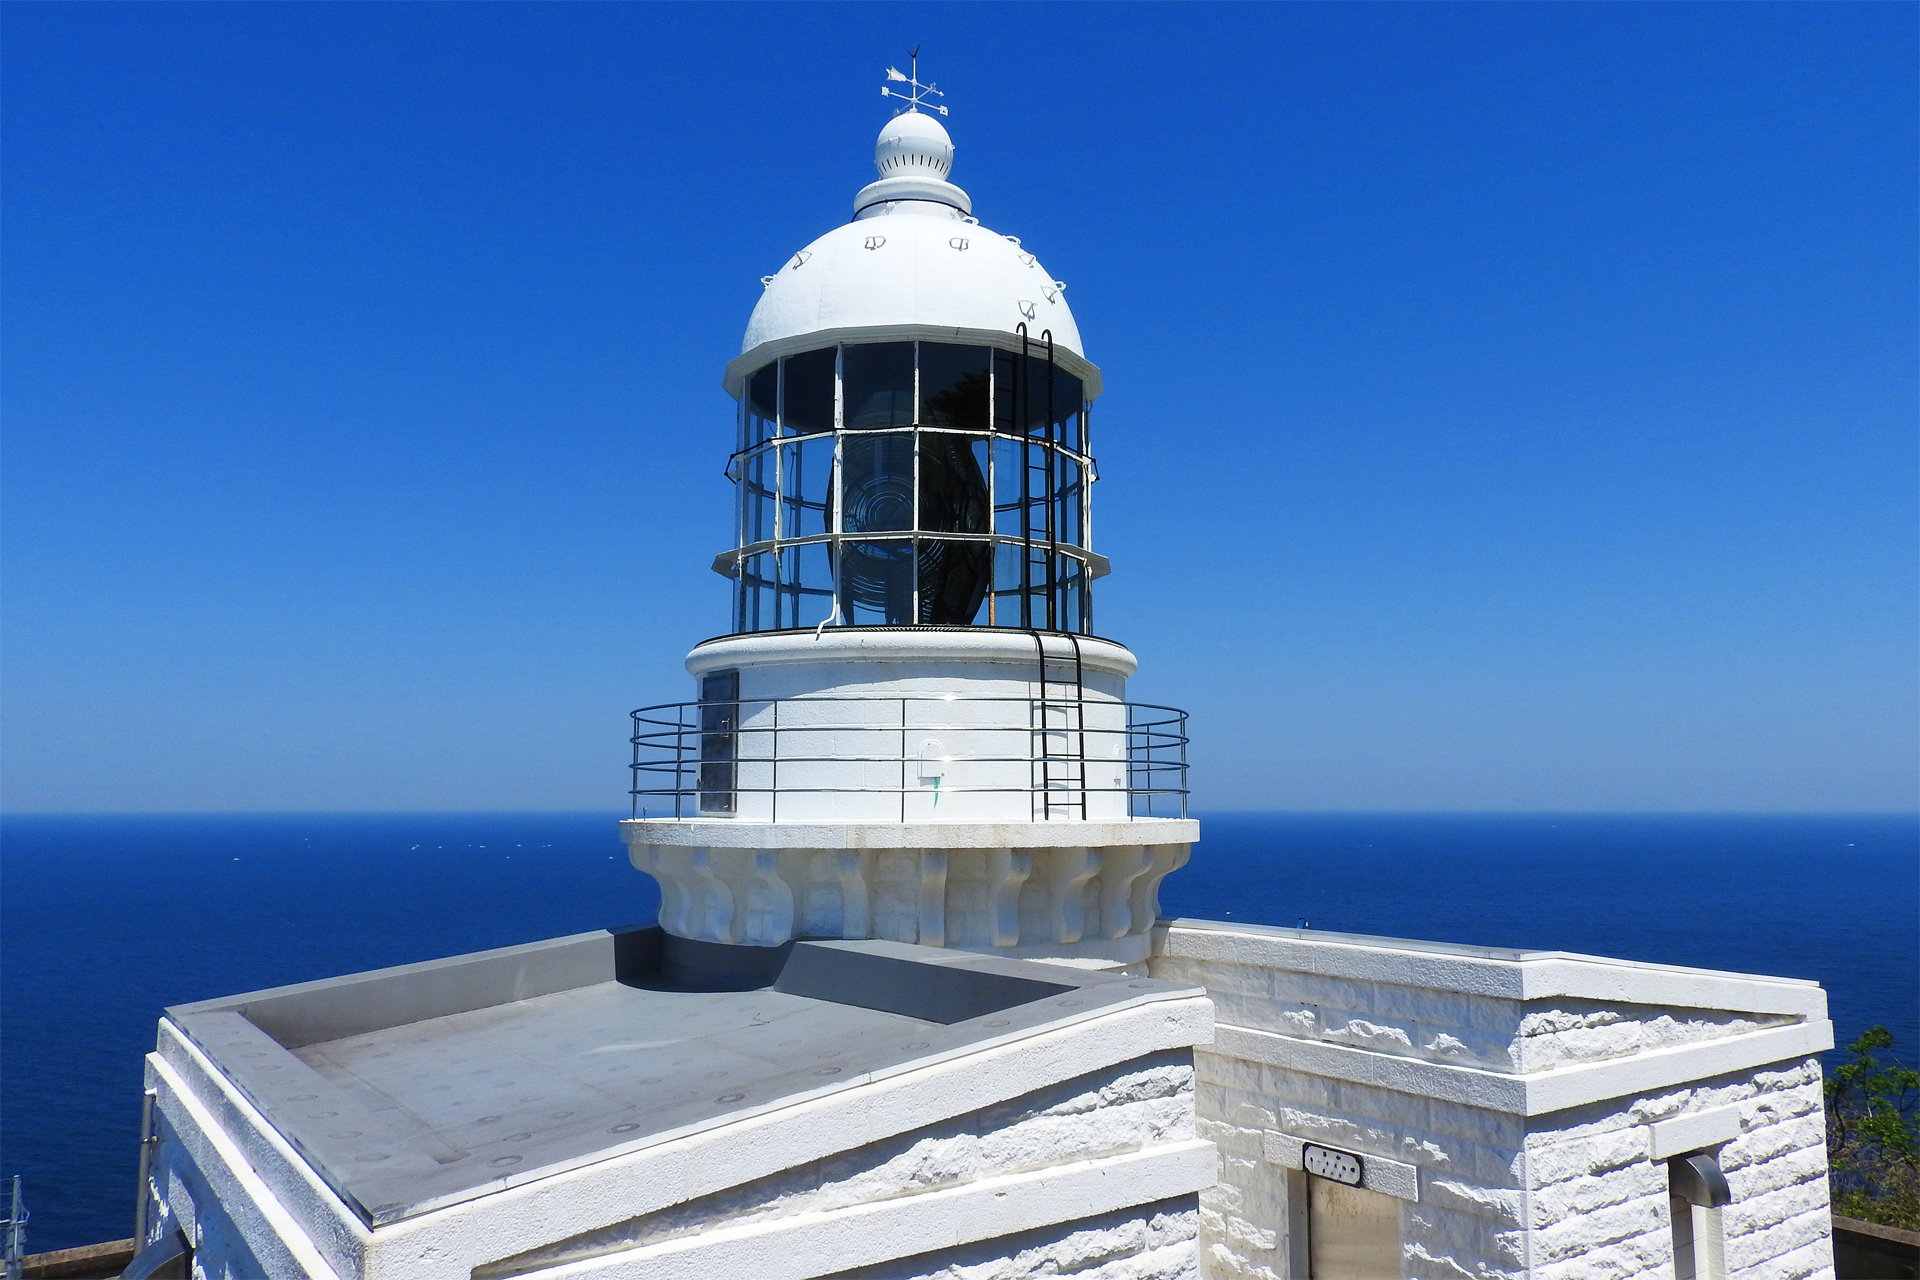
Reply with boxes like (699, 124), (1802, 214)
(646, 847), (705, 939)
(632, 846), (689, 936)
(1096, 846), (1155, 939)
(688, 848), (734, 943)
(835, 850), (870, 938)
(744, 851), (795, 946)
(986, 849), (1032, 946)
(1128, 845), (1189, 932)
(918, 851), (949, 947)
(1047, 849), (1101, 944)
(621, 814), (1196, 958)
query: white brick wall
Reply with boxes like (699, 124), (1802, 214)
(1149, 921), (1835, 1280)
(1524, 1060), (1832, 1280)
(831, 1198), (1201, 1279)
(477, 1052), (1201, 1277)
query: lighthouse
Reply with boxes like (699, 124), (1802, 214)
(620, 66), (1197, 974)
(125, 68), (1839, 1280)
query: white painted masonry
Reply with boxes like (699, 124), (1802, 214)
(469, 1052), (1209, 1279)
(626, 631), (1198, 965)
(679, 631), (1133, 826)
(838, 1197), (1203, 1280)
(623, 818), (1193, 961)
(1146, 919), (1837, 1280)
(140, 985), (1214, 1280)
(143, 917), (1842, 1280)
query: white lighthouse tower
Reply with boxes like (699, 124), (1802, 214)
(621, 66), (1197, 972)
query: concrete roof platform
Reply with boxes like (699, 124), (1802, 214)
(163, 927), (1204, 1227)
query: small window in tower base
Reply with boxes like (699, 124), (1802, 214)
(698, 670), (739, 815)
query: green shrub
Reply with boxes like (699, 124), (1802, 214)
(1826, 1026), (1920, 1231)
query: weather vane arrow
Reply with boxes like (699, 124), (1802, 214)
(881, 48), (948, 115)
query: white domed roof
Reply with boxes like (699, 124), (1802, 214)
(724, 109), (1098, 399)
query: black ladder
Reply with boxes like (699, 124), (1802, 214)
(1030, 630), (1087, 820)
(1014, 324), (1059, 632)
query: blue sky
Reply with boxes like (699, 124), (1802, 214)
(3, 2), (1913, 812)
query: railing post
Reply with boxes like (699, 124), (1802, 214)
(630, 695), (1188, 830)
(1179, 710), (1189, 819)
(1028, 694), (1038, 823)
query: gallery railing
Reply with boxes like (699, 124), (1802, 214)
(629, 693), (1188, 822)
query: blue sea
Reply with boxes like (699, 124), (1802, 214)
(2, 811), (1913, 1253)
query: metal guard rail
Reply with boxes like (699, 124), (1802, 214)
(629, 692), (1188, 821)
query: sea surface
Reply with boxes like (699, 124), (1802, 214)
(2, 811), (1913, 1253)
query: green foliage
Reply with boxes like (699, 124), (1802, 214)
(1826, 1026), (1920, 1231)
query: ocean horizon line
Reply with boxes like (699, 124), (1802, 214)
(3, 807), (1916, 819)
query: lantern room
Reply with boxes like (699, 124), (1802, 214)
(713, 95), (1108, 640)
(722, 331), (1100, 634)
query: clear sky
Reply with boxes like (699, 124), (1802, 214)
(3, 2), (1913, 813)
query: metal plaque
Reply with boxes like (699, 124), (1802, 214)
(1302, 1143), (1364, 1187)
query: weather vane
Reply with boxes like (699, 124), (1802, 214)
(881, 47), (948, 116)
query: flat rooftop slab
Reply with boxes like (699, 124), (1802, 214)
(163, 928), (1201, 1226)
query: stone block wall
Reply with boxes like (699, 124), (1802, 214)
(475, 1051), (1201, 1278)
(1148, 920), (1836, 1280)
(829, 1196), (1201, 1279)
(1182, 1048), (1529, 1280)
(1526, 1059), (1831, 1280)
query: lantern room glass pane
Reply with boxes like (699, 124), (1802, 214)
(840, 539), (914, 625)
(1062, 405), (1085, 454)
(740, 444), (776, 545)
(990, 540), (1044, 629)
(736, 552), (776, 634)
(842, 343), (914, 431)
(1057, 555), (1087, 633)
(918, 540), (991, 625)
(841, 433), (914, 533)
(987, 347), (1084, 440)
(777, 542), (835, 629)
(781, 348), (836, 435)
(992, 350), (1017, 433)
(991, 437), (1028, 539)
(1056, 456), (1084, 547)
(1051, 373), (1085, 443)
(918, 343), (991, 430)
(1019, 358), (1053, 437)
(919, 434), (989, 534)
(1029, 544), (1055, 627)
(746, 364), (778, 446)
(779, 436), (833, 538)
